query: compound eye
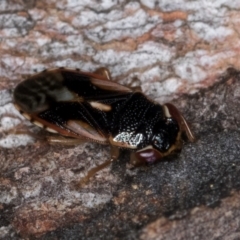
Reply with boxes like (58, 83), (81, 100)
(152, 132), (170, 152)
(133, 147), (163, 165)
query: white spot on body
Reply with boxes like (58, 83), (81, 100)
(46, 127), (58, 133)
(33, 121), (44, 128)
(22, 113), (31, 120)
(163, 105), (172, 118)
(53, 87), (75, 102)
(89, 101), (112, 111)
(113, 132), (143, 147)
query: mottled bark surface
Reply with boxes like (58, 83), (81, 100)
(0, 1), (240, 239)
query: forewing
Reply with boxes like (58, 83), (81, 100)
(13, 68), (132, 143)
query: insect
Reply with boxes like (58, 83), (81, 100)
(13, 67), (195, 177)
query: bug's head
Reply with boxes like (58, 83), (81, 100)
(133, 118), (181, 165)
(151, 118), (180, 151)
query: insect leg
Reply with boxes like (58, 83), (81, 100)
(164, 103), (195, 142)
(76, 146), (120, 187)
(110, 146), (120, 160)
(130, 152), (141, 166)
(77, 159), (114, 187)
(94, 67), (112, 81)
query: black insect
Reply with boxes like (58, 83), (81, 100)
(13, 67), (195, 176)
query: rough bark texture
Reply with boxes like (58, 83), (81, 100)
(0, 1), (240, 239)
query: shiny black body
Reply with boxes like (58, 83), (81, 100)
(14, 67), (197, 168)
(40, 91), (179, 153)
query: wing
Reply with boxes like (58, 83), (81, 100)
(13, 68), (133, 143)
